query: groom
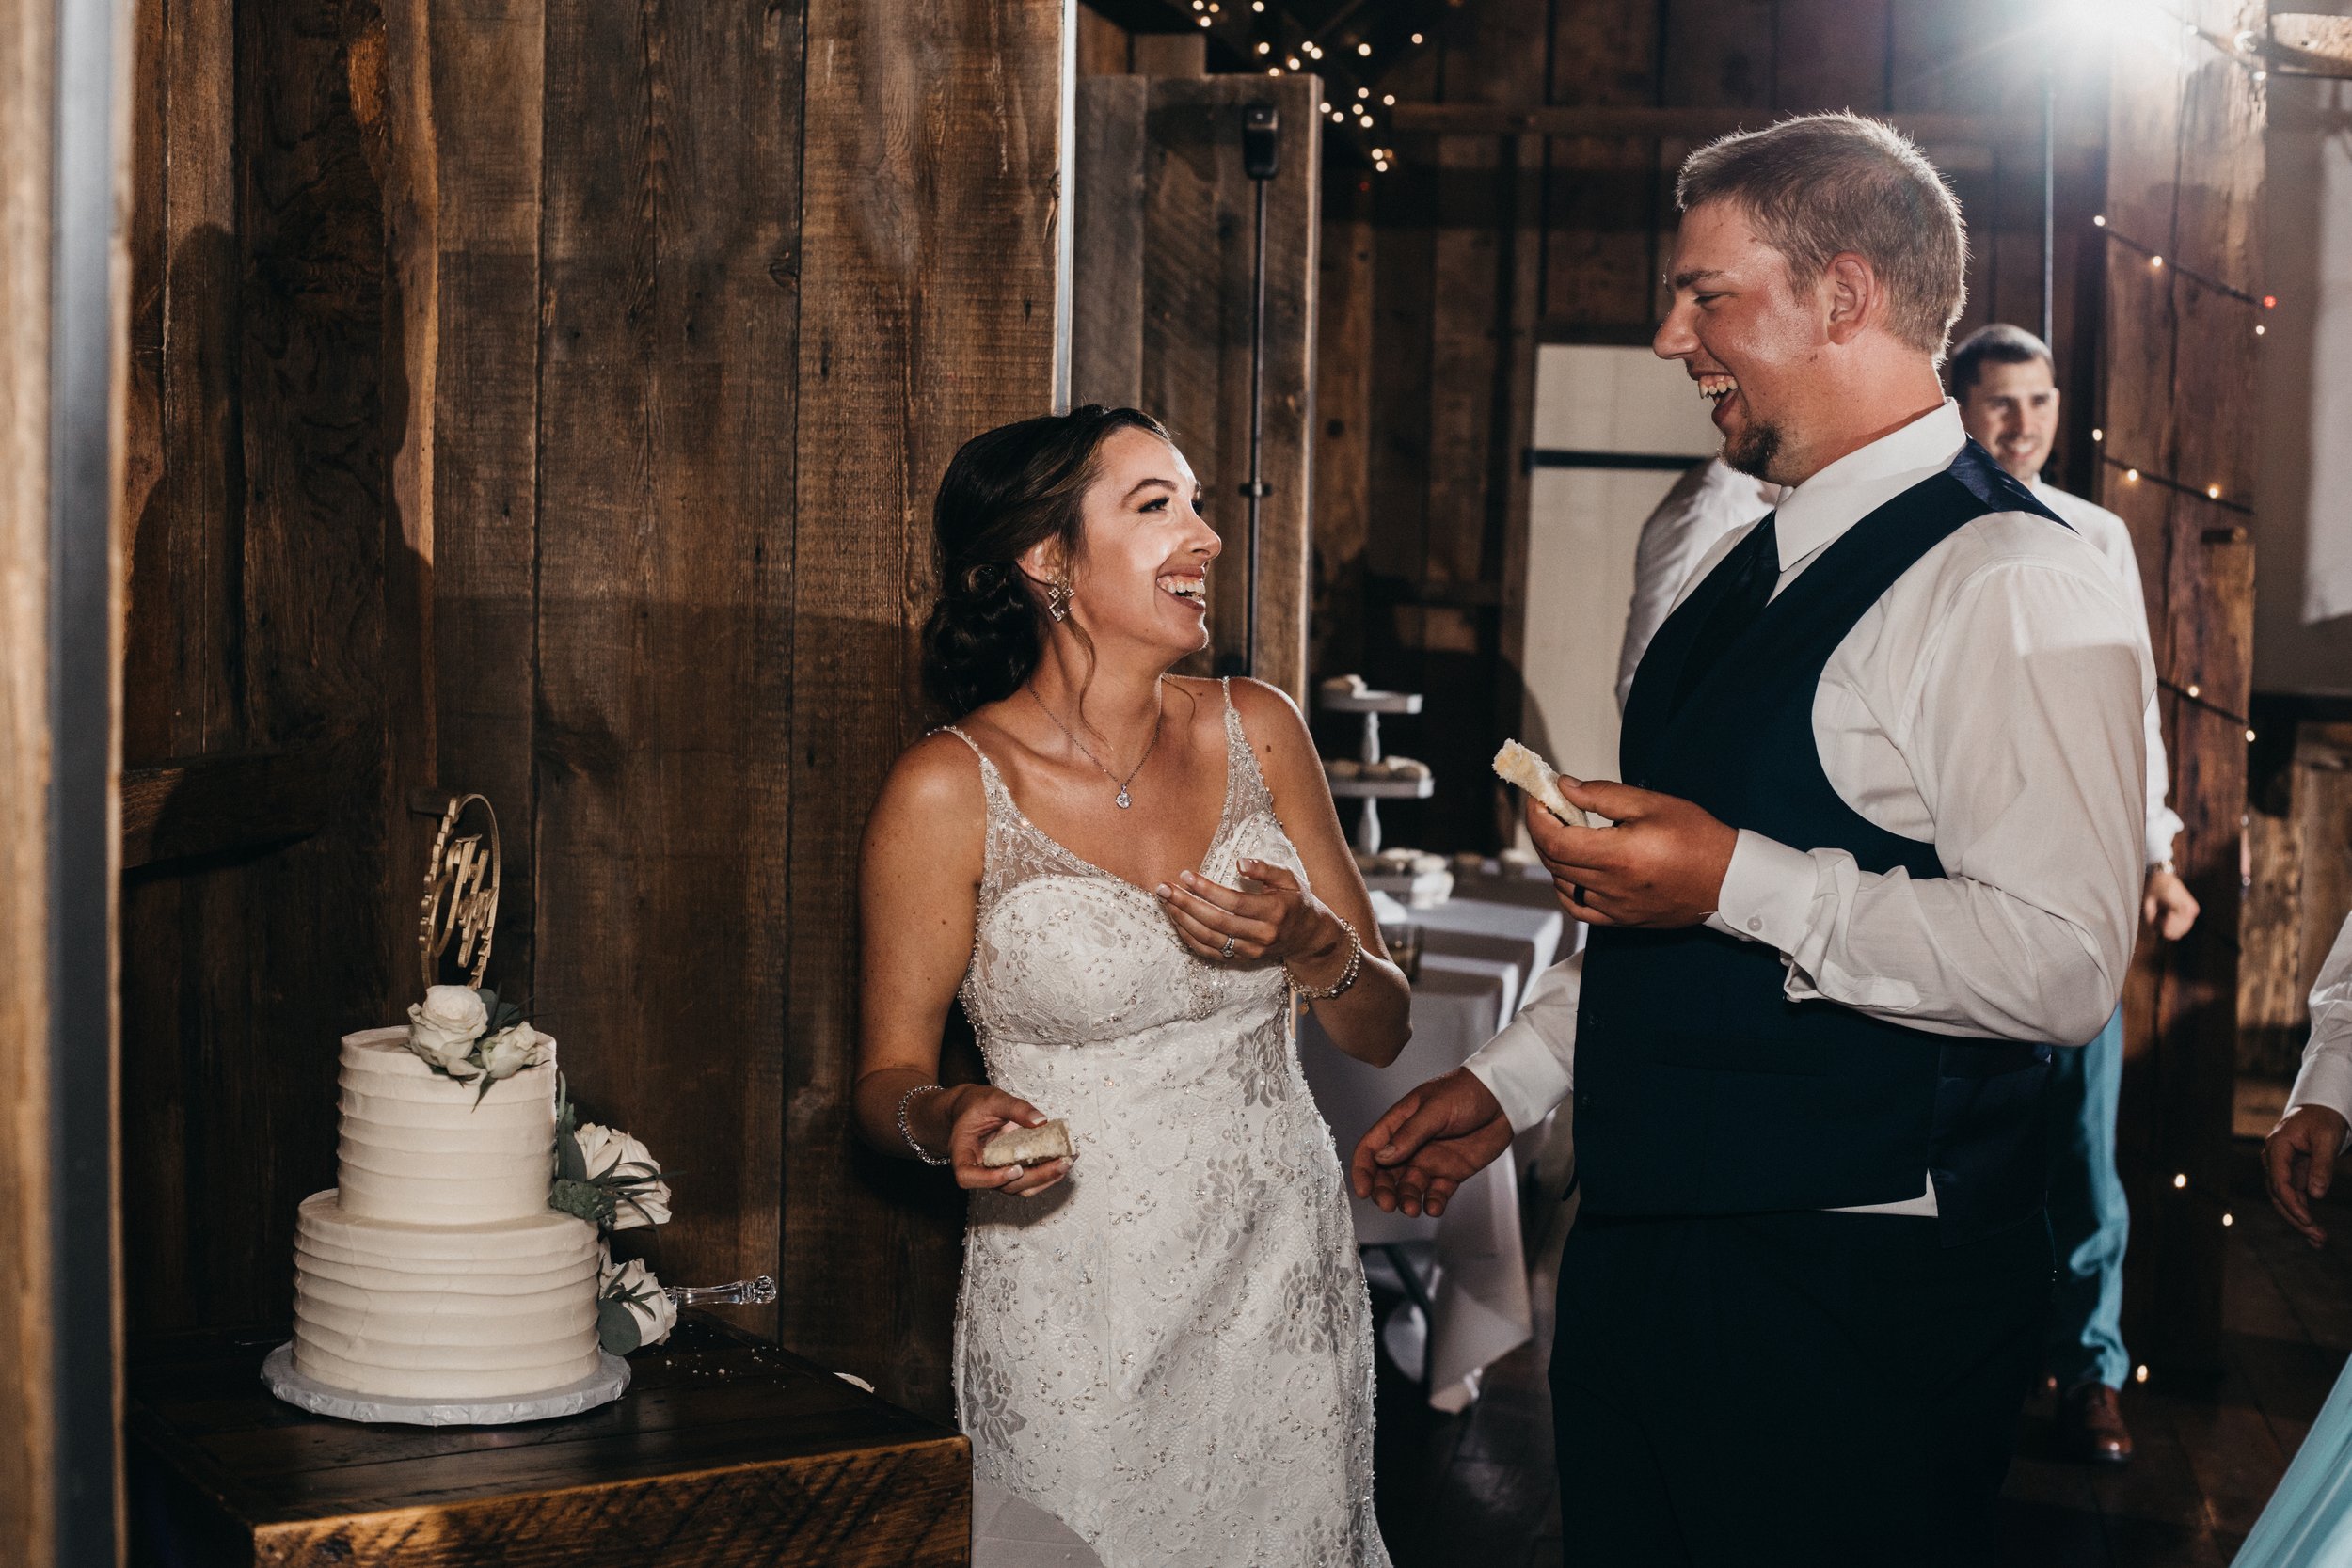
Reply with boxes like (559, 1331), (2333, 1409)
(1353, 113), (2147, 1567)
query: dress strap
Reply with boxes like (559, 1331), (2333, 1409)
(1216, 675), (1273, 818)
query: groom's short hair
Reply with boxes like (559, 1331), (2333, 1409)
(1677, 112), (1967, 359)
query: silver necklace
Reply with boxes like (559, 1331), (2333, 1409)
(1028, 680), (1165, 809)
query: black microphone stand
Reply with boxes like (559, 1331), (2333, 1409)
(1232, 103), (1279, 678)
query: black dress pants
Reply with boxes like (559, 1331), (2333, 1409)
(1549, 1207), (2049, 1568)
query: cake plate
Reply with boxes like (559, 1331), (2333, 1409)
(262, 1343), (629, 1427)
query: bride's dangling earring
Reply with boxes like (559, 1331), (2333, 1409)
(1045, 578), (1071, 623)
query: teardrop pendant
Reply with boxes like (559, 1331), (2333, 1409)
(1116, 787), (1132, 809)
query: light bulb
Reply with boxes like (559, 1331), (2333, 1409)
(1411, 32), (1423, 44)
(2151, 255), (2165, 269)
(2135, 1365), (2149, 1384)
(2207, 484), (2221, 499)
(2172, 1172), (2187, 1188)
(2091, 428), (2104, 442)
(2093, 214), (2106, 227)
(2186, 683), (2201, 698)
(1382, 94), (1395, 105)
(2126, 468), (2140, 482)
(1358, 41), (1372, 55)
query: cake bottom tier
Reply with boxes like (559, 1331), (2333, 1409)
(292, 1190), (602, 1400)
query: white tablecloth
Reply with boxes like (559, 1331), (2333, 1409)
(1301, 891), (1569, 1410)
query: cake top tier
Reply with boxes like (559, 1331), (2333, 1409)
(335, 1025), (558, 1226)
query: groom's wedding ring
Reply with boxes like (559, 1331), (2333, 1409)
(1220, 935), (1237, 961)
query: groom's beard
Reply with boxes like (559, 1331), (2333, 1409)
(1723, 420), (1783, 483)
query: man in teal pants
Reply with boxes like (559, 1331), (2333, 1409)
(1953, 324), (2203, 1465)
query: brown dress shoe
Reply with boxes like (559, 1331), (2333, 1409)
(2058, 1382), (2135, 1465)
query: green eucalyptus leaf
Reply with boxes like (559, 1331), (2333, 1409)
(596, 1297), (642, 1356)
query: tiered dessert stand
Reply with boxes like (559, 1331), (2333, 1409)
(1319, 683), (1432, 858)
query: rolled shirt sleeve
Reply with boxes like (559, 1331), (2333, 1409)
(2288, 913), (2352, 1142)
(1465, 948), (1583, 1133)
(1707, 555), (2147, 1049)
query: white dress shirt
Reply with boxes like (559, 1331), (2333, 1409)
(1467, 403), (2151, 1217)
(1615, 458), (1784, 712)
(2031, 480), (2186, 867)
(2285, 912), (2352, 1138)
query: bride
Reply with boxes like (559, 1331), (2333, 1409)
(855, 405), (1410, 1567)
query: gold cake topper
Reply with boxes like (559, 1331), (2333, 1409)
(418, 794), (501, 991)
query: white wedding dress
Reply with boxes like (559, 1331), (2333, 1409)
(943, 680), (1391, 1568)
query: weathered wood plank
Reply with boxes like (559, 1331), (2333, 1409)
(118, 746), (340, 869)
(1072, 75), (1147, 409)
(0, 0), (60, 1547)
(535, 0), (801, 1338)
(417, 0), (545, 997)
(786, 0), (1066, 1418)
(1772, 0), (1889, 113)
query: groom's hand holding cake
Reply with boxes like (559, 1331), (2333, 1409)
(1350, 776), (1740, 1220)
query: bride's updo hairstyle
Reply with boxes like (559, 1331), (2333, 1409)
(921, 404), (1171, 716)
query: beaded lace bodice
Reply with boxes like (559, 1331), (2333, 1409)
(943, 680), (1390, 1568)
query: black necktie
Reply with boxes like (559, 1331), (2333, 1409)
(1670, 513), (1779, 715)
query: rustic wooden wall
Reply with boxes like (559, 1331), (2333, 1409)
(1312, 0), (2112, 848)
(118, 0), (1069, 1422)
(1073, 71), (1322, 700)
(2098, 0), (2265, 1370)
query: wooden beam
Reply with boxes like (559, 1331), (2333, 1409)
(118, 747), (340, 871)
(6, 0), (128, 1550)
(1389, 103), (2085, 147)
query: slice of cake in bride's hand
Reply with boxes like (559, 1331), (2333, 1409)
(980, 1118), (1074, 1169)
(1492, 738), (1592, 828)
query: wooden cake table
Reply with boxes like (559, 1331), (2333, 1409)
(129, 1311), (971, 1567)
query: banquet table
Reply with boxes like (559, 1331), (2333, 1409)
(1300, 882), (1570, 1412)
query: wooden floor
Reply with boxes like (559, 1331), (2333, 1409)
(1370, 1142), (2352, 1567)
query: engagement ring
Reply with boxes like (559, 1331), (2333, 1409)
(1220, 935), (1237, 960)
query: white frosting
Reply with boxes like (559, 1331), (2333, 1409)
(334, 1025), (557, 1224)
(290, 1024), (602, 1402)
(292, 1191), (601, 1399)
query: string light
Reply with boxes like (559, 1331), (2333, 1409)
(2265, 294), (2277, 308)
(2223, 1212), (2235, 1227)
(1382, 94), (1395, 105)
(1320, 100), (1331, 112)
(2091, 427), (2104, 442)
(2249, 728), (2260, 743)
(1197, 13), (1210, 24)
(2093, 214), (2107, 227)
(2172, 1172), (2187, 1188)
(2135, 1365), (2149, 1384)
(1358, 40), (1372, 55)
(2126, 467), (2141, 482)
(2256, 324), (2266, 336)
(1257, 40), (1271, 55)
(1357, 86), (1370, 98)
(1287, 55), (1300, 69)
(1411, 31), (1424, 44)
(2207, 483), (2222, 499)
(1266, 67), (1279, 75)
(2151, 254), (2165, 269)
(2187, 683), (2201, 698)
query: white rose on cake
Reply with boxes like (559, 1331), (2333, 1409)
(476, 1021), (550, 1081)
(405, 984), (488, 1071)
(597, 1254), (676, 1353)
(574, 1123), (673, 1229)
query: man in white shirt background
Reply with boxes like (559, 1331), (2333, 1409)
(1615, 457), (1781, 713)
(1950, 322), (2202, 1466)
(1351, 113), (2149, 1565)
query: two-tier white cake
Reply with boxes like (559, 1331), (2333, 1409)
(290, 1026), (602, 1401)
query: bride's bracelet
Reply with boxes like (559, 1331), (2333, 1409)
(1287, 916), (1363, 1001)
(898, 1084), (953, 1165)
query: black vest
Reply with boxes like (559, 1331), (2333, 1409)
(1576, 441), (2062, 1244)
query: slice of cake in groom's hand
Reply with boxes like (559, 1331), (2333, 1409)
(980, 1119), (1074, 1169)
(1492, 739), (1592, 828)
